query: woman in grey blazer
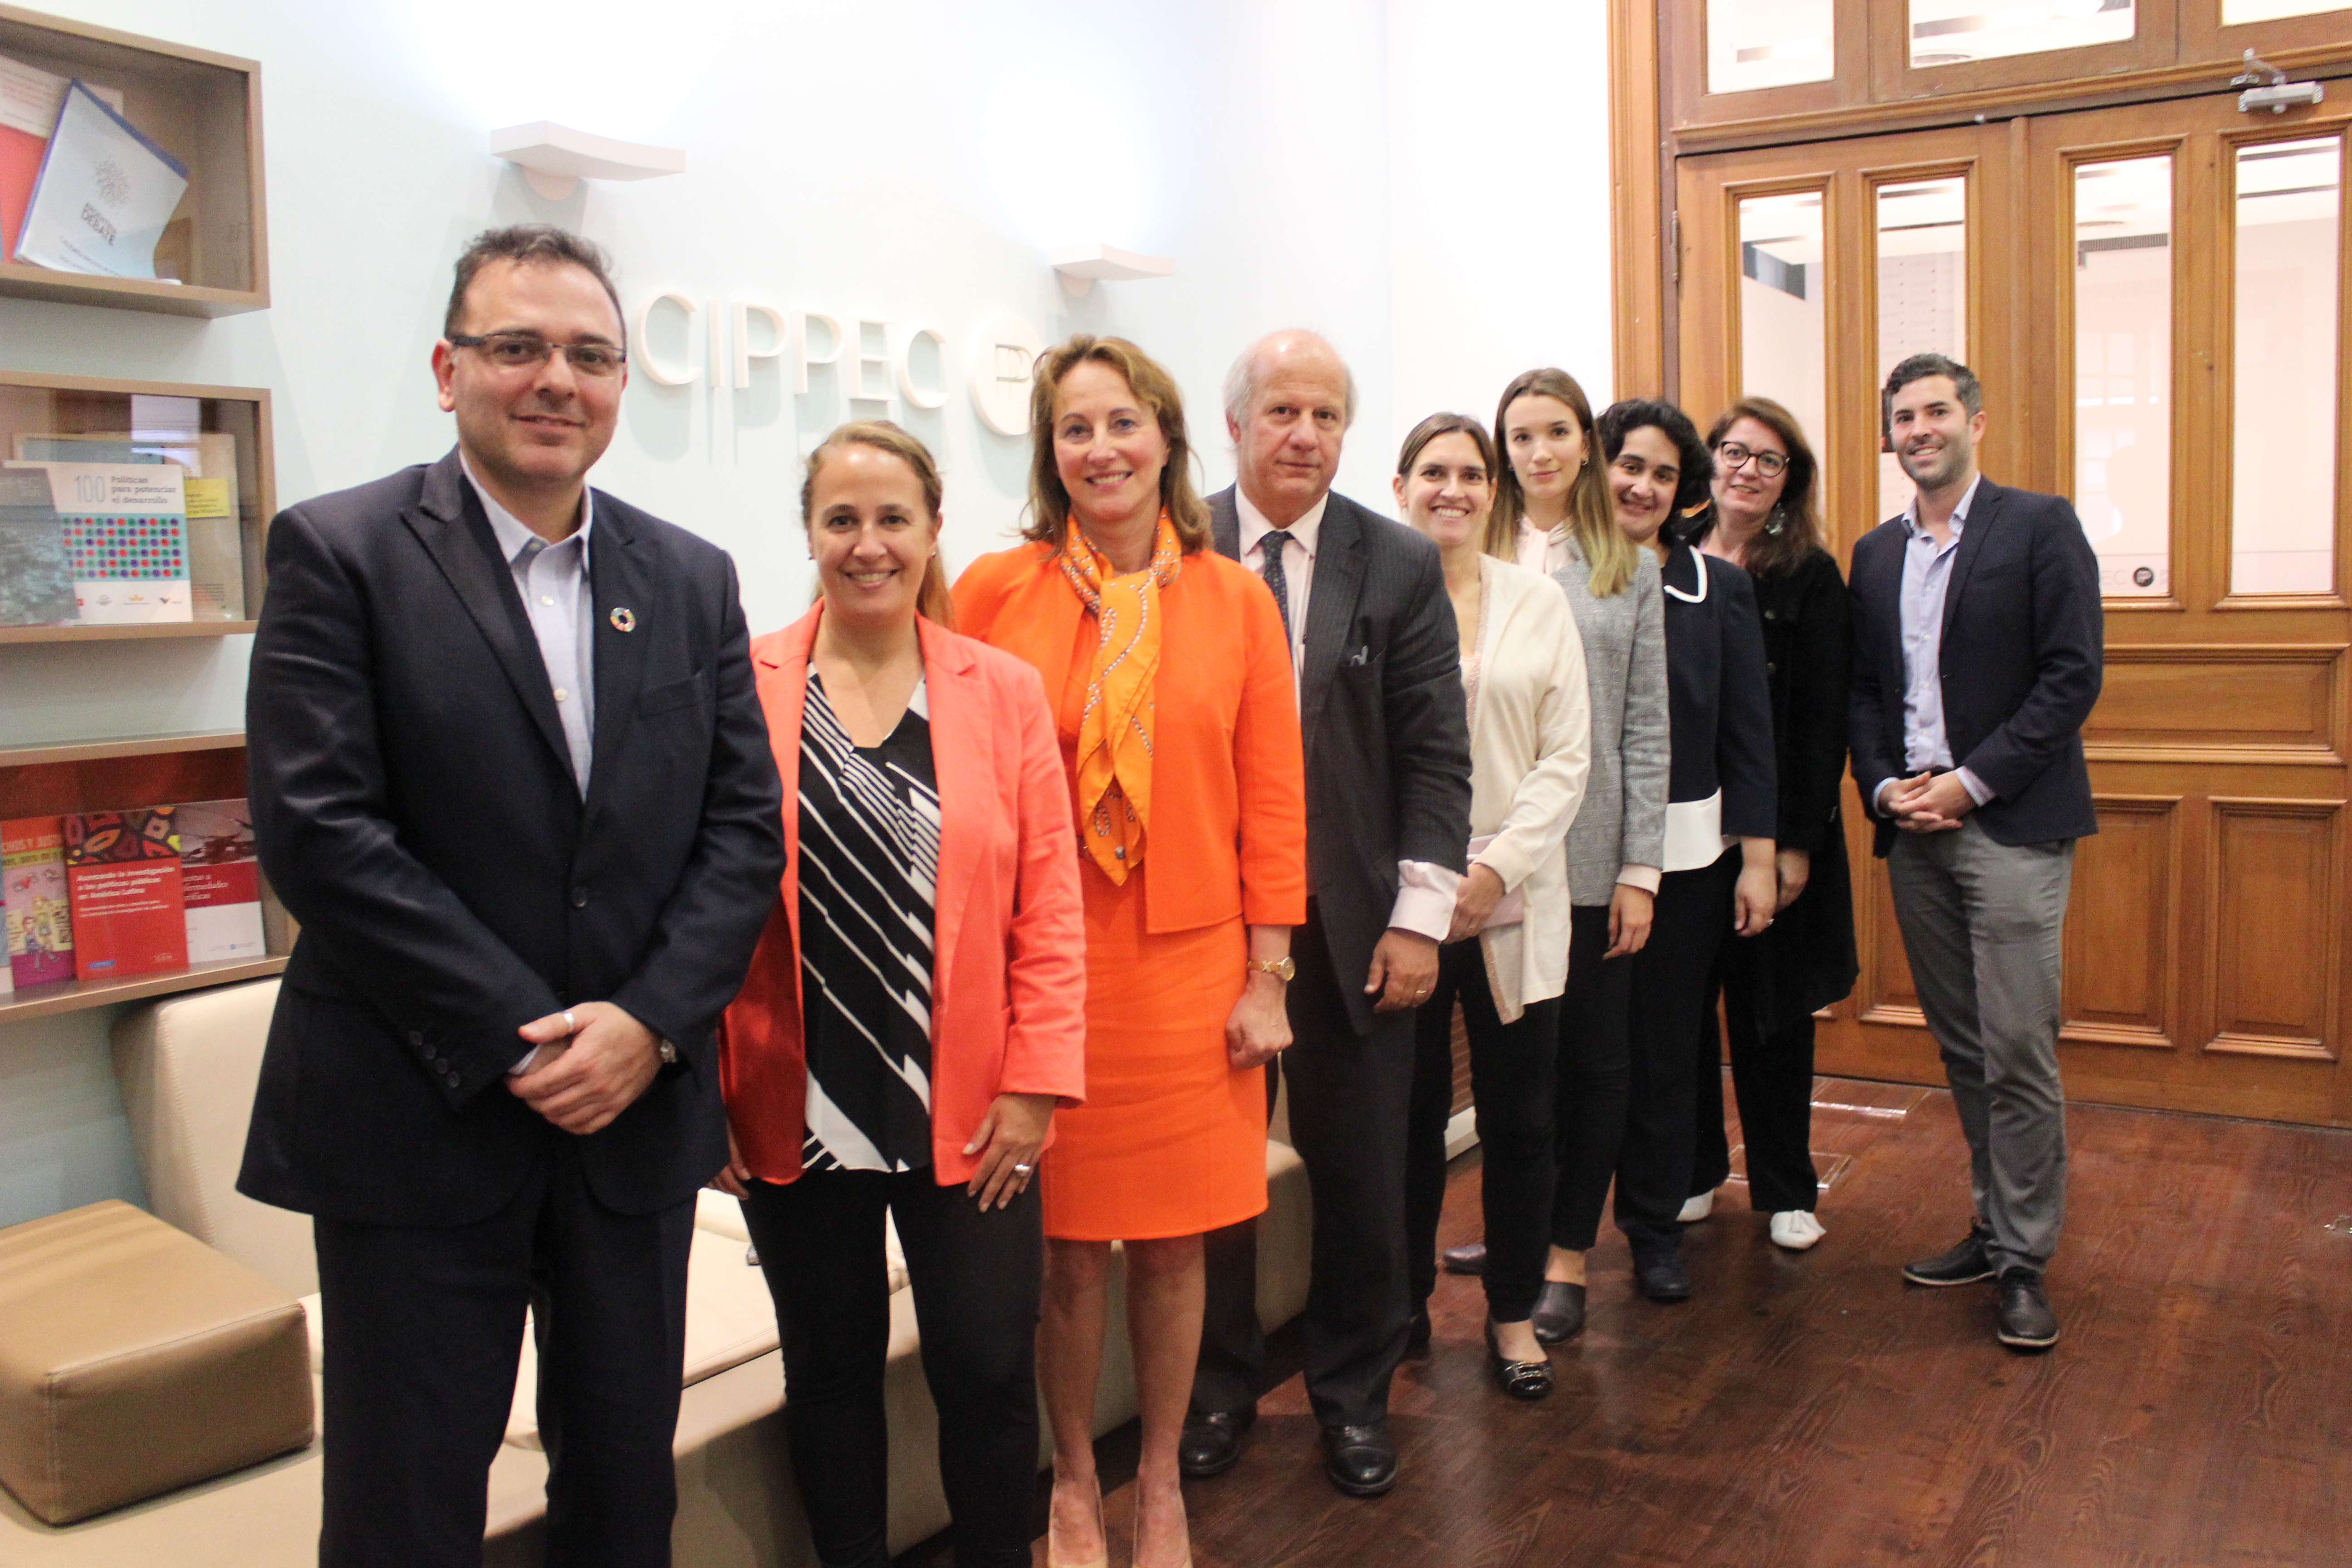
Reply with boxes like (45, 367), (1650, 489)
(1443, 368), (1671, 1345)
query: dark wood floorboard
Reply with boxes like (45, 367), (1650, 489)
(890, 1077), (2352, 1568)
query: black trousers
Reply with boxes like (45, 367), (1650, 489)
(1614, 849), (1742, 1251)
(739, 1167), (1042, 1568)
(312, 1144), (694, 1568)
(1196, 904), (1416, 1429)
(1549, 903), (1634, 1251)
(1406, 940), (1562, 1322)
(1691, 937), (1821, 1212)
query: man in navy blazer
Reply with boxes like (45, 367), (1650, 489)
(1847, 353), (2101, 1354)
(239, 226), (784, 1566)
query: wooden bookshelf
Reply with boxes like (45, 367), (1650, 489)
(0, 370), (274, 630)
(0, 5), (267, 316)
(0, 953), (284, 1022)
(1, 730), (290, 1019)
(0, 619), (255, 645)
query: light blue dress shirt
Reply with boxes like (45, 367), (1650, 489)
(464, 461), (596, 795)
(1876, 475), (1991, 817)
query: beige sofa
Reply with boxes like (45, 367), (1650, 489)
(0, 978), (1313, 1566)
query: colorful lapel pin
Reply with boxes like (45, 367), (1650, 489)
(609, 607), (637, 633)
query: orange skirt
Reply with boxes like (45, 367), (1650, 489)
(1040, 861), (1269, 1242)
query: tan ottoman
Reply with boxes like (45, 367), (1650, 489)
(0, 1200), (314, 1525)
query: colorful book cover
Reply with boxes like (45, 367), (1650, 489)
(175, 798), (265, 964)
(12, 431), (240, 619)
(63, 807), (186, 982)
(6, 460), (190, 623)
(0, 466), (74, 626)
(0, 55), (120, 261)
(2, 816), (75, 988)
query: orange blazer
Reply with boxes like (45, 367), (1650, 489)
(953, 542), (1308, 935)
(718, 606), (1088, 1186)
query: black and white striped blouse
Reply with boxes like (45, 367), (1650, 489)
(797, 671), (941, 1173)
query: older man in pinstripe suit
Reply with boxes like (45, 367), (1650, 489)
(1185, 330), (1473, 1497)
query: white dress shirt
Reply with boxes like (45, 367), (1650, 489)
(465, 458), (596, 795)
(1237, 486), (1460, 943)
(1876, 474), (1993, 817)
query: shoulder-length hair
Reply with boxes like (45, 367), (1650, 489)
(1023, 334), (1210, 554)
(1395, 411), (1500, 552)
(1703, 397), (1823, 580)
(801, 419), (956, 627)
(1492, 367), (1637, 598)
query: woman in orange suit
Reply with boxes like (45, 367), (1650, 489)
(714, 421), (1087, 1568)
(955, 336), (1306, 1568)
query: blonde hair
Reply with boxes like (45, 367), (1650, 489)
(1024, 334), (1210, 554)
(802, 420), (955, 627)
(1492, 368), (1636, 597)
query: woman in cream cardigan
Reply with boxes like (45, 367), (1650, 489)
(1396, 412), (1592, 1398)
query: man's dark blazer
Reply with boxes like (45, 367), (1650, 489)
(1208, 486), (1471, 1030)
(238, 449), (785, 1227)
(1847, 476), (2103, 858)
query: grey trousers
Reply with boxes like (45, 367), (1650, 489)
(1886, 819), (2074, 1274)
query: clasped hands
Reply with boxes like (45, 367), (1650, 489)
(1884, 769), (1976, 834)
(508, 1000), (663, 1136)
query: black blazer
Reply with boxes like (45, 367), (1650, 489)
(1749, 546), (1858, 1024)
(1847, 477), (2102, 857)
(1210, 486), (1472, 1035)
(1658, 541), (1777, 842)
(238, 451), (785, 1226)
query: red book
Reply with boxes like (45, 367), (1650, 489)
(64, 807), (187, 982)
(176, 797), (266, 964)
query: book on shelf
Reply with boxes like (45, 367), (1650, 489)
(0, 53), (123, 262)
(3, 816), (76, 988)
(14, 78), (187, 280)
(0, 465), (74, 626)
(63, 807), (187, 982)
(5, 459), (191, 623)
(175, 798), (265, 965)
(14, 420), (242, 620)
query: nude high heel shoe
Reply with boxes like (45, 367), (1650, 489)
(1045, 1473), (1108, 1568)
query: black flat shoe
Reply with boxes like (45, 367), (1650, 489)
(1441, 1241), (1487, 1276)
(1320, 1421), (1397, 1496)
(1177, 1407), (1253, 1478)
(1903, 1223), (1997, 1287)
(1405, 1308), (1432, 1355)
(1633, 1243), (1692, 1303)
(1484, 1320), (1553, 1400)
(1995, 1267), (2059, 1351)
(1530, 1280), (1586, 1344)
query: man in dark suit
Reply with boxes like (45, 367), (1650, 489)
(1183, 330), (1472, 1496)
(1847, 352), (2102, 1354)
(238, 225), (784, 1567)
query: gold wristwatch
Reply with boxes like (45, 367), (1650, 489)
(1246, 956), (1296, 981)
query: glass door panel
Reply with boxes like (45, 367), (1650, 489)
(1876, 175), (1968, 523)
(1709, 0), (1836, 93)
(2073, 154), (2173, 598)
(1739, 188), (1829, 458)
(1907, 0), (2133, 67)
(2221, 0), (2347, 19)
(2230, 134), (2342, 597)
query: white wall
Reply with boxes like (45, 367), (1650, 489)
(1385, 0), (1616, 464)
(0, 0), (1614, 1227)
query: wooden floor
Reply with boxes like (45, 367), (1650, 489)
(901, 1076), (2352, 1568)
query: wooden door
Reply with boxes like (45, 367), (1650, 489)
(1674, 94), (2352, 1128)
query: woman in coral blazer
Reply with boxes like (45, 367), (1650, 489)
(956, 335), (1305, 1568)
(715, 421), (1085, 1568)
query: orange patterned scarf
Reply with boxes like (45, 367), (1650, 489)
(1059, 511), (1184, 884)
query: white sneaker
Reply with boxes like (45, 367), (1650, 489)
(1678, 1190), (1715, 1223)
(1769, 1210), (1826, 1251)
